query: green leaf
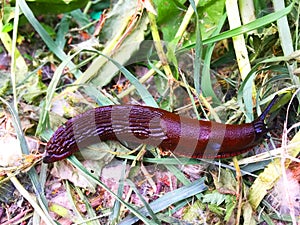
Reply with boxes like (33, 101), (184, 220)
(198, 0), (226, 40)
(224, 195), (236, 221)
(152, 0), (186, 42)
(153, 0), (226, 42)
(41, 23), (56, 38)
(1, 23), (13, 32)
(55, 14), (70, 49)
(200, 12), (227, 105)
(190, 0), (202, 95)
(207, 204), (223, 216)
(21, 0), (89, 14)
(21, 74), (47, 104)
(3, 6), (16, 24)
(182, 200), (206, 223)
(202, 191), (227, 206)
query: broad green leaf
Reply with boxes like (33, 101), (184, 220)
(152, 0), (186, 42)
(12, 0), (89, 14)
(1, 23), (13, 32)
(197, 0), (226, 39)
(202, 191), (227, 206)
(153, 0), (226, 42)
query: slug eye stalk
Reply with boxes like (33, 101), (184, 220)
(253, 95), (279, 138)
(258, 95), (279, 122)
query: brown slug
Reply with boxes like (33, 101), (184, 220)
(43, 95), (278, 163)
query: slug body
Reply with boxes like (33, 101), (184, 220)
(43, 97), (278, 163)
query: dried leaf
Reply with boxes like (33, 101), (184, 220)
(242, 202), (256, 225)
(0, 135), (22, 167)
(212, 168), (236, 195)
(249, 130), (300, 209)
(87, 0), (148, 87)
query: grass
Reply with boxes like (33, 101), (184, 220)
(0, 0), (299, 224)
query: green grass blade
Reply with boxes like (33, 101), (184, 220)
(201, 13), (227, 105)
(36, 51), (81, 135)
(117, 155), (201, 165)
(55, 15), (70, 49)
(68, 156), (155, 225)
(273, 0), (294, 56)
(188, 0), (202, 94)
(0, 97), (50, 220)
(182, 2), (294, 49)
(74, 185), (100, 225)
(109, 160), (127, 224)
(19, 0), (157, 109)
(18, 0), (69, 63)
(91, 50), (158, 107)
(237, 54), (298, 119)
(118, 177), (207, 225)
(126, 179), (162, 225)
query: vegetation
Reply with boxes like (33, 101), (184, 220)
(0, 0), (299, 224)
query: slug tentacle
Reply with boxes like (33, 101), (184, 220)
(252, 95), (279, 139)
(43, 96), (279, 163)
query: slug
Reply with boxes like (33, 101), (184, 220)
(43, 96), (278, 163)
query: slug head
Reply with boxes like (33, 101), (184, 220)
(253, 95), (279, 140)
